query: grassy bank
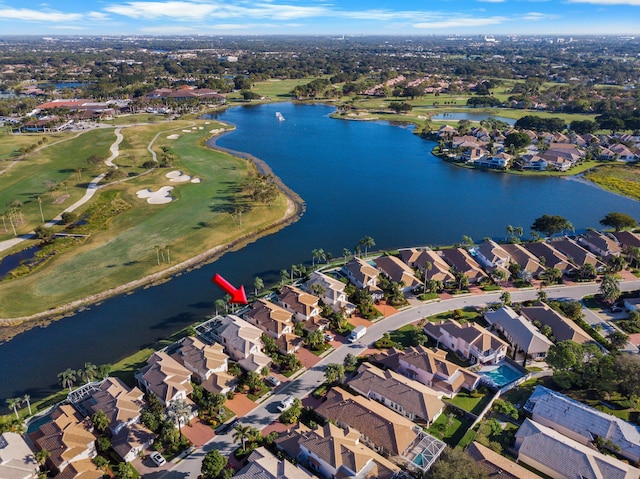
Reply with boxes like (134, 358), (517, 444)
(0, 120), (292, 318)
(583, 164), (640, 201)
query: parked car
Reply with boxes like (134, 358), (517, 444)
(150, 452), (166, 467)
(610, 306), (622, 313)
(265, 375), (281, 387)
(277, 395), (295, 412)
(217, 418), (239, 435)
(324, 333), (334, 342)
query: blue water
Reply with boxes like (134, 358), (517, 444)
(0, 103), (637, 408)
(480, 364), (524, 388)
(0, 245), (40, 279)
(432, 111), (516, 125)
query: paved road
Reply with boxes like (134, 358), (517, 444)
(158, 279), (640, 478)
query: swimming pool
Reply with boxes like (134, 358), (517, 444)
(479, 363), (524, 388)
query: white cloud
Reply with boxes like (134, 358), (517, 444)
(521, 11), (559, 20)
(567, 0), (640, 4)
(0, 7), (82, 22)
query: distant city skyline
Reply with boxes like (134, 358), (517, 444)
(0, 0), (639, 36)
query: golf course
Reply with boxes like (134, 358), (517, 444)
(0, 116), (298, 322)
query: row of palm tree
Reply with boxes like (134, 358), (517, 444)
(58, 362), (111, 392)
(5, 394), (31, 419)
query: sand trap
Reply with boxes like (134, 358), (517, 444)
(209, 128), (223, 134)
(166, 170), (192, 183)
(205, 122), (211, 125)
(136, 186), (174, 204)
(191, 177), (202, 183)
(198, 126), (204, 130)
(182, 130), (192, 133)
(166, 134), (180, 140)
(191, 126), (197, 130)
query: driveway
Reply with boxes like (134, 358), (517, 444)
(180, 417), (215, 447)
(225, 393), (258, 418)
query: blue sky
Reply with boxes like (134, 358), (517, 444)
(0, 0), (639, 36)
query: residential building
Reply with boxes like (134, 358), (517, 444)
(347, 362), (445, 425)
(276, 285), (322, 323)
(344, 257), (383, 299)
(177, 336), (236, 395)
(611, 231), (640, 249)
(373, 255), (422, 292)
(423, 320), (508, 365)
(234, 447), (314, 479)
(484, 306), (554, 360)
(136, 351), (193, 406)
(375, 345), (480, 397)
(315, 388), (445, 470)
(0, 432), (39, 479)
(548, 237), (604, 270)
(32, 405), (101, 478)
(524, 385), (640, 463)
(579, 230), (623, 258)
(201, 315), (271, 372)
(276, 333), (304, 355)
(111, 423), (155, 463)
(276, 423), (400, 479)
(243, 299), (294, 339)
(501, 243), (545, 278)
(515, 418), (640, 479)
(305, 271), (355, 315)
(524, 242), (573, 273)
(466, 441), (542, 479)
(440, 248), (488, 283)
(520, 303), (592, 344)
(80, 377), (146, 436)
(398, 248), (455, 284)
(475, 240), (511, 274)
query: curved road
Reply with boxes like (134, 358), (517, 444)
(158, 279), (640, 479)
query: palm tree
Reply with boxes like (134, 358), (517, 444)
(22, 394), (32, 416)
(423, 260), (432, 293)
(35, 448), (50, 469)
(168, 398), (192, 437)
(81, 362), (98, 384)
(359, 236), (375, 257)
(92, 409), (110, 434)
(506, 224), (514, 242)
(215, 298), (227, 315)
(6, 398), (21, 420)
(253, 277), (264, 296)
(233, 424), (252, 449)
(58, 368), (77, 391)
(342, 248), (351, 264)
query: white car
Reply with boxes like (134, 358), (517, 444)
(324, 333), (334, 342)
(277, 395), (295, 412)
(150, 451), (166, 467)
(265, 375), (281, 387)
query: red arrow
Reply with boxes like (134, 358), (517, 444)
(211, 273), (248, 305)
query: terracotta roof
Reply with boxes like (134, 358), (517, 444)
(82, 377), (145, 435)
(347, 363), (445, 423)
(423, 320), (508, 356)
(277, 285), (320, 317)
(316, 388), (418, 456)
(373, 255), (421, 288)
(178, 336), (228, 380)
(139, 351), (193, 404)
(440, 248), (488, 282)
(344, 257), (381, 286)
(244, 300), (293, 337)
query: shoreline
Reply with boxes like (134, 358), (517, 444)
(0, 126), (306, 341)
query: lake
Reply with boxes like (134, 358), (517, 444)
(0, 102), (637, 407)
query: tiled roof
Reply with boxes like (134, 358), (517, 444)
(423, 320), (507, 355)
(524, 242), (572, 271)
(344, 257), (380, 286)
(520, 303), (591, 344)
(277, 285), (319, 317)
(0, 432), (38, 479)
(316, 388), (417, 456)
(501, 243), (545, 276)
(516, 419), (640, 479)
(549, 237), (603, 268)
(348, 363), (444, 423)
(466, 441), (542, 479)
(111, 422), (155, 461)
(139, 352), (193, 404)
(236, 447), (313, 479)
(244, 300), (293, 336)
(179, 336), (228, 379)
(82, 377), (144, 435)
(525, 385), (640, 463)
(34, 405), (96, 471)
(373, 255), (421, 288)
(305, 271), (346, 294)
(484, 306), (553, 355)
(440, 248), (487, 281)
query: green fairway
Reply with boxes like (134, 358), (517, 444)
(0, 120), (291, 318)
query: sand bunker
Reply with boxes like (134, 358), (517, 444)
(205, 122), (211, 125)
(181, 130), (192, 133)
(191, 178), (202, 183)
(166, 134), (180, 140)
(209, 128), (223, 135)
(136, 186), (174, 204)
(166, 170), (192, 183)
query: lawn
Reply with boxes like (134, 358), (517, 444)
(110, 347), (156, 387)
(388, 324), (422, 348)
(427, 308), (483, 325)
(447, 390), (494, 415)
(250, 77), (327, 99)
(0, 119), (292, 317)
(427, 408), (474, 447)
